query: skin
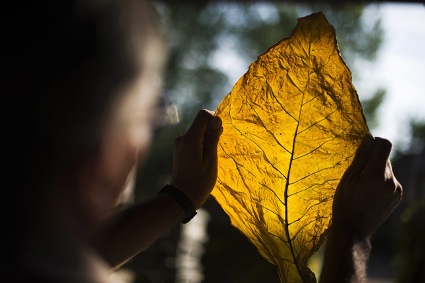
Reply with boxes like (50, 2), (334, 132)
(171, 110), (223, 209)
(18, 49), (223, 278)
(92, 109), (223, 269)
(320, 134), (403, 283)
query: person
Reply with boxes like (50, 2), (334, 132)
(2, 0), (222, 281)
(0, 0), (402, 282)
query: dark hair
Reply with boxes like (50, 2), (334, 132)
(0, 0), (164, 256)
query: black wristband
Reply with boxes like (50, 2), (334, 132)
(157, 184), (197, 224)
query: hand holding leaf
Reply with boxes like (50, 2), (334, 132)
(332, 135), (403, 238)
(320, 135), (402, 283)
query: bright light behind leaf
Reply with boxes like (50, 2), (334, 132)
(212, 12), (369, 283)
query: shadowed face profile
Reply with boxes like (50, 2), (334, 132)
(2, 0), (166, 250)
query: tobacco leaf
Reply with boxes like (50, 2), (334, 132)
(212, 12), (369, 283)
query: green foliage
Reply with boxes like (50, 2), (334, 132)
(394, 120), (425, 156)
(361, 88), (386, 130)
(407, 121), (425, 154)
(156, 1), (384, 119)
(392, 121), (425, 282)
(396, 200), (425, 283)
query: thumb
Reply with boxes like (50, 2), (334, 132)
(346, 134), (375, 180)
(203, 116), (222, 161)
(365, 137), (392, 175)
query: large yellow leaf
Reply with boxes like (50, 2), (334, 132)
(212, 12), (369, 283)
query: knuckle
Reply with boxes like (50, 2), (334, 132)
(383, 178), (403, 202)
(204, 132), (220, 144)
(394, 182), (403, 198)
(384, 177), (396, 188)
(181, 134), (197, 146)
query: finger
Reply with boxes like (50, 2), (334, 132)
(347, 133), (375, 178)
(365, 137), (392, 174)
(394, 182), (403, 205)
(185, 109), (214, 142)
(203, 116), (222, 161)
(382, 181), (403, 218)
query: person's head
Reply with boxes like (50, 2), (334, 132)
(2, 0), (166, 243)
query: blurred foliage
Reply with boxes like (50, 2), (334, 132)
(408, 121), (425, 154)
(380, 121), (425, 283)
(396, 200), (425, 283)
(396, 120), (425, 156)
(392, 121), (425, 282)
(131, 2), (386, 282)
(361, 88), (386, 130)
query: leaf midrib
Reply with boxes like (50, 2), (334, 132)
(283, 33), (313, 283)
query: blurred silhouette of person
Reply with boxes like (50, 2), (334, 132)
(0, 1), (401, 282)
(2, 0), (222, 281)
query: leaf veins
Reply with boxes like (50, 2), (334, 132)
(212, 12), (369, 283)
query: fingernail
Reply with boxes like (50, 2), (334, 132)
(209, 117), (222, 130)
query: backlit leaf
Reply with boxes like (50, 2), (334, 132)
(212, 12), (369, 283)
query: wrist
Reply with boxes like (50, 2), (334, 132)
(330, 219), (372, 243)
(171, 180), (206, 209)
(321, 223), (371, 283)
(157, 184), (197, 224)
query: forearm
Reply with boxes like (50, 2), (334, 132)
(92, 195), (186, 270)
(320, 225), (371, 283)
(91, 110), (221, 271)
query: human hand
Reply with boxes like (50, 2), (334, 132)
(332, 134), (403, 238)
(171, 109), (223, 208)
